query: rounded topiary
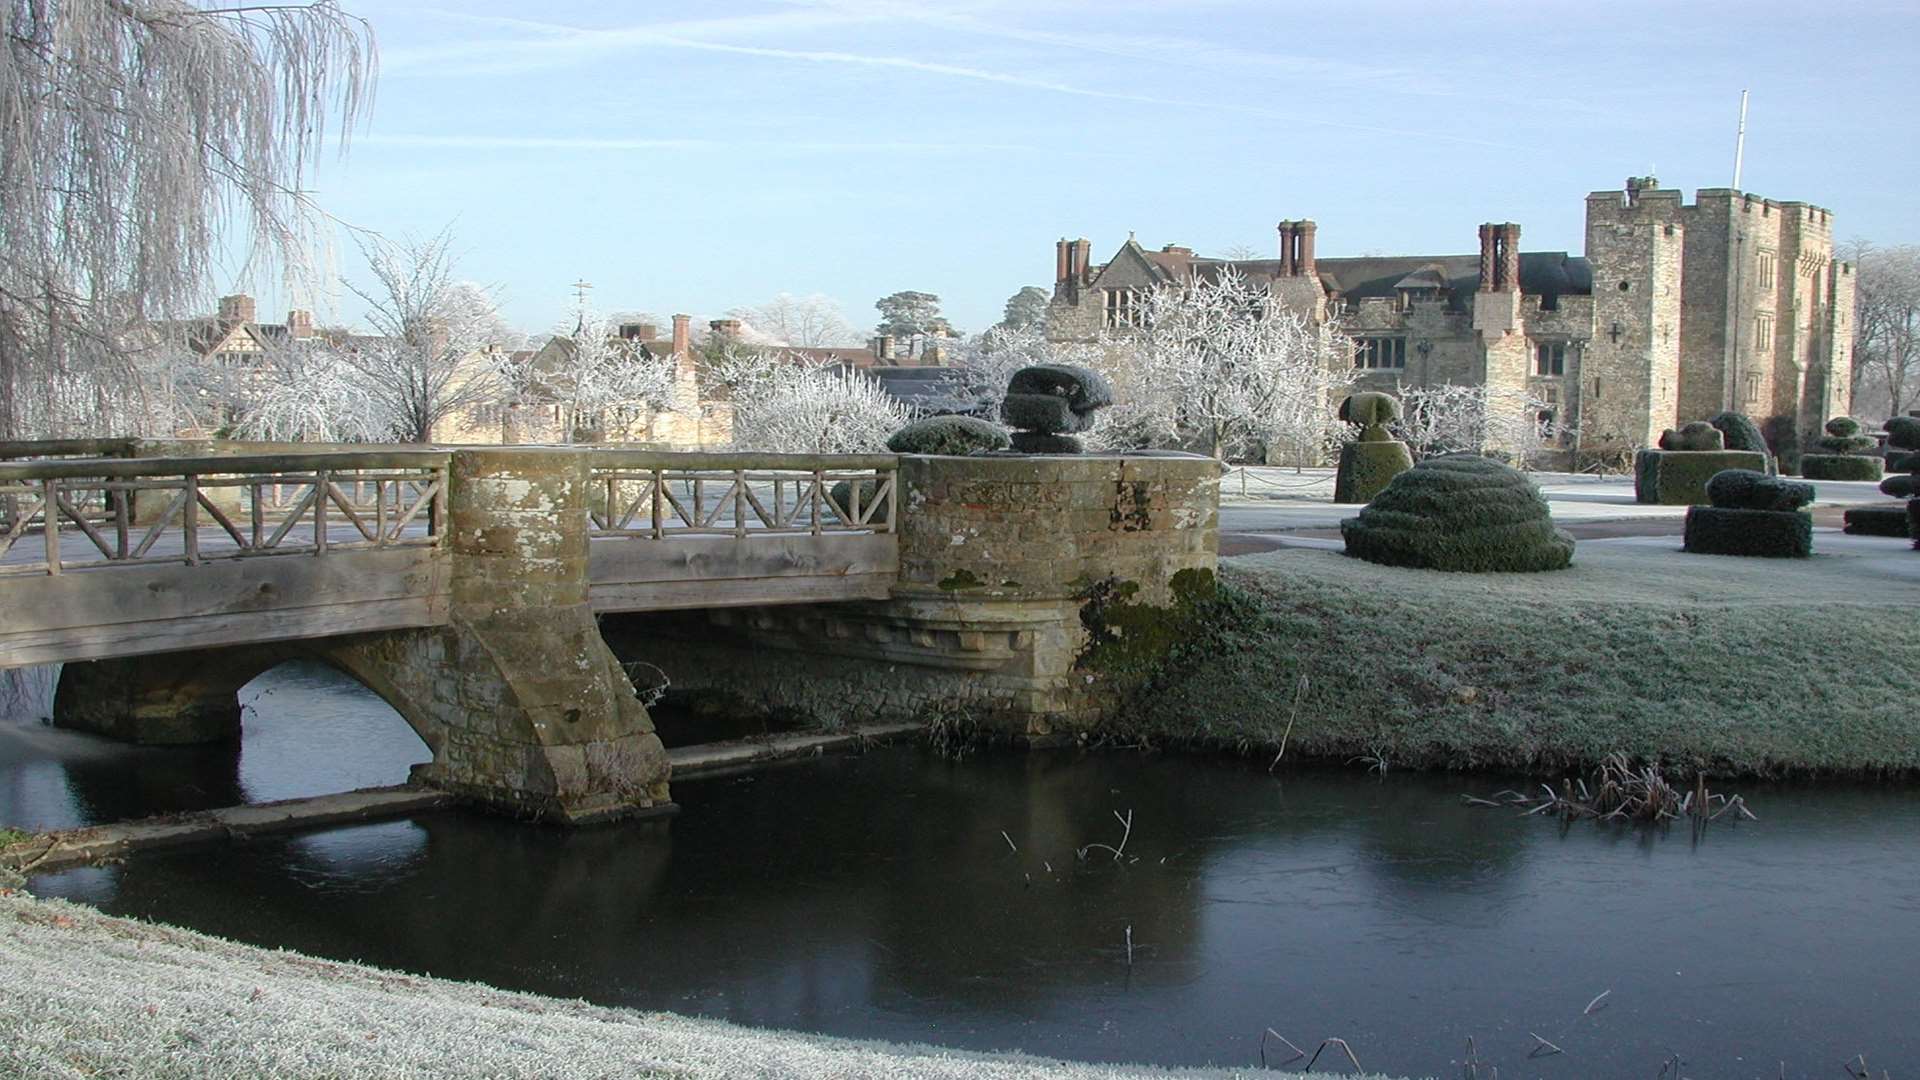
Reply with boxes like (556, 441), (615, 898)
(1338, 391), (1400, 441)
(1802, 454), (1884, 482)
(1658, 421), (1725, 452)
(886, 415), (1011, 456)
(1339, 453), (1574, 572)
(1886, 415), (1920, 452)
(1334, 439), (1414, 504)
(1705, 469), (1813, 511)
(1001, 392), (1094, 434)
(1002, 364), (1110, 454)
(1006, 364), (1114, 412)
(1708, 411), (1768, 454)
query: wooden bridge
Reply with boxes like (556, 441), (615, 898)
(0, 446), (898, 669)
(0, 440), (1219, 825)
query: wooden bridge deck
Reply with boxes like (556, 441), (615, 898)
(0, 447), (900, 670)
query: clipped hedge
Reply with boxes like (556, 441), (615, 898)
(1708, 411), (1769, 454)
(885, 415), (1011, 456)
(1634, 449), (1769, 504)
(1000, 393), (1093, 434)
(1704, 469), (1812, 511)
(1885, 415), (1920, 451)
(1340, 453), (1574, 572)
(1333, 439), (1413, 504)
(1800, 454), (1885, 482)
(1006, 364), (1114, 410)
(1683, 506), (1813, 558)
(1842, 504), (1911, 537)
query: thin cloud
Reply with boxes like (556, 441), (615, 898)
(361, 133), (1054, 154)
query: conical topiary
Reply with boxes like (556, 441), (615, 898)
(1340, 453), (1575, 572)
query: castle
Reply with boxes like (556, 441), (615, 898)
(1045, 178), (1855, 461)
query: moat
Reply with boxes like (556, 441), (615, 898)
(7, 663), (1920, 1078)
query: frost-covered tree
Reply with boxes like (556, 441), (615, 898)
(998, 286), (1050, 331)
(1095, 268), (1353, 460)
(947, 324), (1103, 418)
(1848, 241), (1920, 419)
(233, 339), (383, 443)
(1, 0), (375, 439)
(728, 293), (861, 348)
(1392, 382), (1568, 466)
(510, 306), (677, 443)
(337, 233), (513, 442)
(706, 346), (908, 453)
(874, 291), (954, 338)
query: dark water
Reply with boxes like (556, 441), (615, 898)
(9, 668), (1920, 1078)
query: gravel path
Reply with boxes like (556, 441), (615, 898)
(0, 890), (1398, 1080)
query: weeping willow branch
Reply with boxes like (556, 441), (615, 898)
(0, 0), (376, 439)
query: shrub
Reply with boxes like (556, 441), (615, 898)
(1801, 455), (1885, 482)
(1333, 439), (1413, 504)
(1009, 432), (1084, 454)
(1708, 411), (1768, 454)
(1658, 421), (1725, 451)
(1337, 391), (1400, 439)
(885, 415), (1011, 456)
(1683, 506), (1813, 558)
(1842, 505), (1910, 537)
(1339, 453), (1574, 572)
(1000, 392), (1092, 434)
(1885, 415), (1920, 451)
(1006, 364), (1114, 410)
(1634, 449), (1770, 504)
(1704, 469), (1813, 511)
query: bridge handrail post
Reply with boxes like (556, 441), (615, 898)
(42, 478), (59, 575)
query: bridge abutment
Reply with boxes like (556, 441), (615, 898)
(604, 454), (1219, 742)
(53, 653), (249, 745)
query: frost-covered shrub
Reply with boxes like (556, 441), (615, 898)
(885, 416), (1010, 456)
(1634, 449), (1770, 505)
(1658, 421), (1725, 452)
(1802, 417), (1884, 481)
(1704, 469), (1813, 512)
(1339, 454), (1574, 572)
(1684, 507), (1813, 557)
(1708, 411), (1769, 454)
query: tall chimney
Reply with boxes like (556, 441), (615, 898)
(286, 309), (314, 340)
(1056, 239), (1071, 288)
(1070, 239), (1092, 285)
(1500, 223), (1521, 293)
(1478, 225), (1494, 292)
(671, 313), (691, 356)
(1277, 221), (1296, 276)
(217, 294), (256, 325)
(1297, 220), (1317, 278)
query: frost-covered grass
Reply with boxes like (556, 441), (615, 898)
(0, 891), (1392, 1080)
(1106, 546), (1918, 776)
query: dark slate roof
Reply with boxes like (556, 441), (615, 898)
(838, 365), (984, 415)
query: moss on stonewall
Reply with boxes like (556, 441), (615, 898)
(1074, 567), (1225, 684)
(937, 569), (985, 591)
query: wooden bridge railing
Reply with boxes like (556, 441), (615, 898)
(0, 451), (450, 577)
(586, 450), (898, 539)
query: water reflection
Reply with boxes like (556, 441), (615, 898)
(23, 745), (1920, 1077)
(0, 660), (430, 831)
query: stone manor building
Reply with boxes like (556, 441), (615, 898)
(1046, 177), (1855, 462)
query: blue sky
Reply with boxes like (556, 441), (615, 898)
(253, 0), (1919, 339)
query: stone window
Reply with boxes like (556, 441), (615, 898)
(1758, 251), (1777, 289)
(1354, 337), (1406, 370)
(1743, 372), (1761, 405)
(1535, 342), (1567, 377)
(1103, 288), (1142, 329)
(1754, 312), (1774, 352)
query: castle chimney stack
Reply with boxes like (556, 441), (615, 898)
(709, 319), (742, 341)
(671, 313), (691, 356)
(1478, 225), (1496, 292)
(217, 294), (257, 325)
(1500, 223), (1521, 293)
(1297, 220), (1317, 278)
(1056, 239), (1071, 288)
(286, 309), (314, 340)
(1277, 221), (1296, 276)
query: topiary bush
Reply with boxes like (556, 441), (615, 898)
(1658, 421), (1725, 451)
(1708, 411), (1768, 454)
(1802, 416), (1885, 481)
(1002, 365), (1110, 454)
(1339, 453), (1574, 572)
(1683, 507), (1813, 557)
(1634, 448), (1770, 504)
(1874, 416), (1920, 546)
(1842, 505), (1910, 537)
(885, 415), (1011, 456)
(1684, 468), (1815, 558)
(1334, 440), (1415, 504)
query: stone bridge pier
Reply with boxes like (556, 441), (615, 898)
(53, 448), (671, 823)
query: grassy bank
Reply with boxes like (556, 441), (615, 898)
(1102, 546), (1917, 777)
(0, 890), (1394, 1080)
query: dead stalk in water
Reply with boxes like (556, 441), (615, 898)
(1124, 925), (1133, 967)
(1000, 830), (1017, 853)
(1259, 1029), (1305, 1068)
(1268, 674), (1308, 772)
(1078, 809), (1133, 862)
(1527, 1032), (1563, 1058)
(1303, 1037), (1362, 1073)
(1583, 989), (1611, 1015)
